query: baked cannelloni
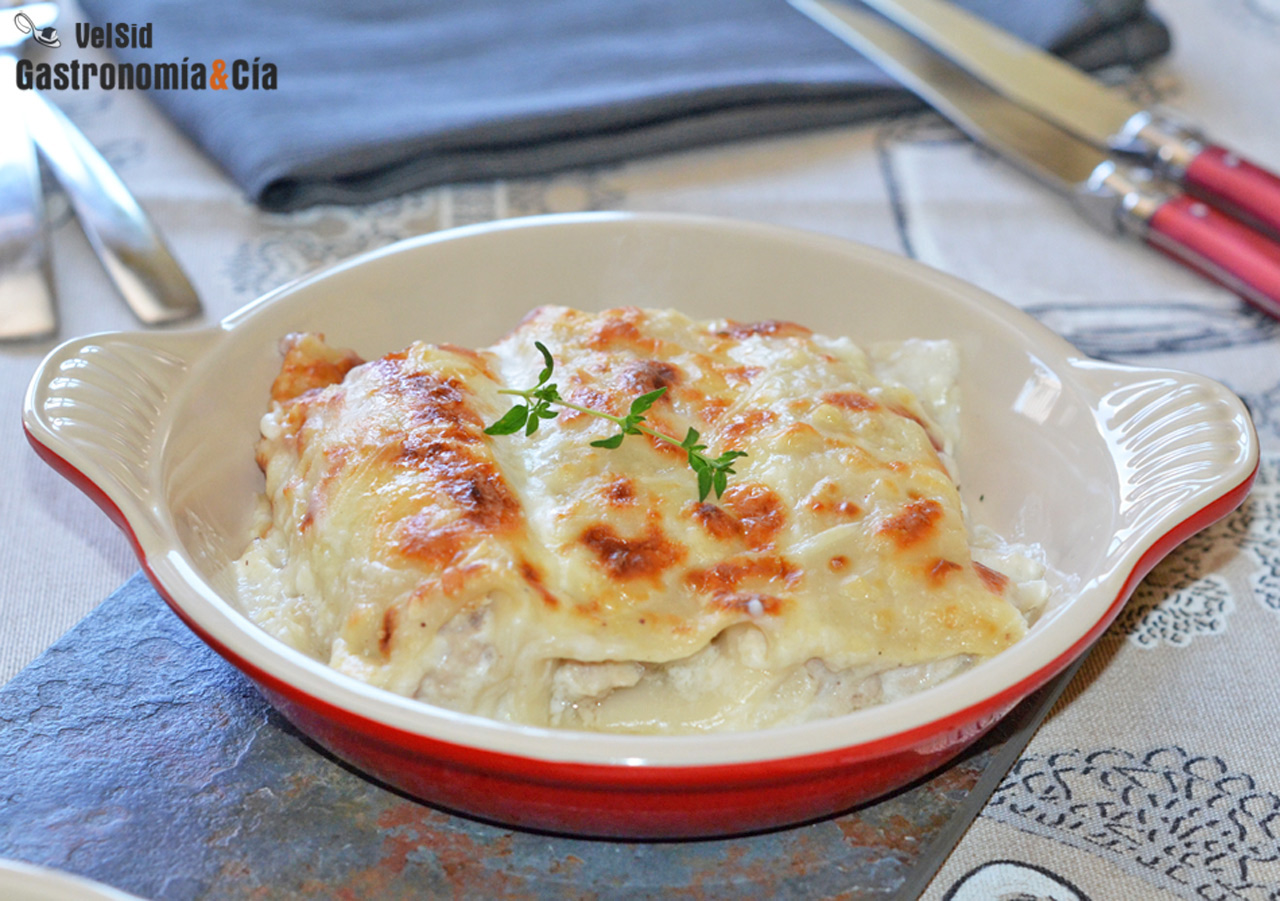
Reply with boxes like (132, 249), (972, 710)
(235, 306), (1046, 733)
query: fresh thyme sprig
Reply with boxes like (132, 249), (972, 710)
(484, 341), (747, 501)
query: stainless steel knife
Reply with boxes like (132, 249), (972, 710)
(789, 0), (1280, 319)
(852, 0), (1280, 240)
(21, 91), (203, 326)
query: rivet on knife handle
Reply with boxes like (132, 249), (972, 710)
(1122, 116), (1280, 241)
(1182, 145), (1280, 242)
(1146, 196), (1280, 321)
(20, 90), (202, 326)
(1102, 166), (1280, 320)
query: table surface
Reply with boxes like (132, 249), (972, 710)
(0, 573), (1083, 901)
(3, 0), (1279, 898)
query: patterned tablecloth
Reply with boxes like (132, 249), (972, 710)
(3, 0), (1279, 898)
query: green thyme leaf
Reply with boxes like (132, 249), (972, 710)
(485, 404), (529, 435)
(629, 387), (667, 416)
(697, 467), (714, 502)
(590, 433), (626, 449)
(534, 341), (555, 386)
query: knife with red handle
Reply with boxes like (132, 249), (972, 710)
(790, 0), (1280, 319)
(1092, 165), (1280, 319)
(851, 0), (1280, 242)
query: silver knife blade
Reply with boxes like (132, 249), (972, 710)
(792, 0), (1280, 321)
(787, 0), (1172, 242)
(0, 54), (56, 341)
(20, 90), (202, 326)
(791, 0), (1109, 193)
(852, 0), (1150, 151)
(826, 0), (1280, 243)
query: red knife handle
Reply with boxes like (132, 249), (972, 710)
(1184, 145), (1280, 240)
(1146, 194), (1280, 320)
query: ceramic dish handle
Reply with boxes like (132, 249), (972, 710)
(1070, 357), (1257, 577)
(23, 328), (219, 546)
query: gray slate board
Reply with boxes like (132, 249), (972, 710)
(0, 573), (1074, 899)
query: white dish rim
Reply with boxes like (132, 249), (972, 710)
(24, 211), (1259, 769)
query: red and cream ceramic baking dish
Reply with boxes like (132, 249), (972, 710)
(23, 213), (1258, 838)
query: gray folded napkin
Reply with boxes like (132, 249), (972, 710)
(76, 0), (1170, 211)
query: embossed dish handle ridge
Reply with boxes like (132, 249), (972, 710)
(23, 328), (219, 551)
(1071, 357), (1258, 586)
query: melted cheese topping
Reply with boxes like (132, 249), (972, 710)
(235, 308), (1042, 733)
